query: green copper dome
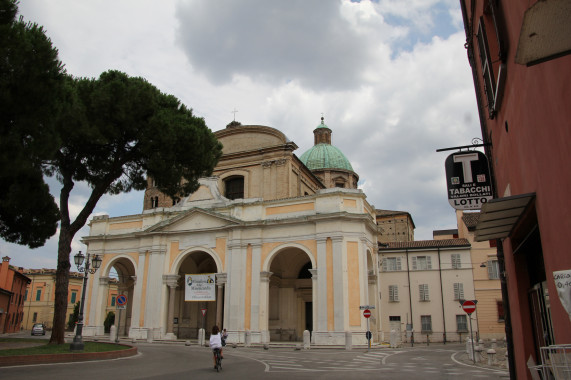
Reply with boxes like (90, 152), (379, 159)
(300, 143), (354, 171)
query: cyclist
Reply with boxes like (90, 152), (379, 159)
(209, 325), (223, 369)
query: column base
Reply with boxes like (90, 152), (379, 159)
(164, 332), (177, 340)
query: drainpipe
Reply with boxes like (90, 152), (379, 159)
(438, 248), (446, 344)
(460, 1), (515, 378)
(406, 249), (414, 346)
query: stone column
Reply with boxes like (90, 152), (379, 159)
(332, 236), (345, 332)
(162, 274), (180, 340)
(215, 273), (227, 328)
(259, 271), (273, 343)
(316, 238), (328, 332)
(309, 268), (318, 343)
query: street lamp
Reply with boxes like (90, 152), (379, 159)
(70, 251), (102, 351)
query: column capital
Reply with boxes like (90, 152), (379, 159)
(215, 273), (227, 285)
(162, 274), (180, 287)
(99, 276), (110, 285)
(260, 271), (273, 283)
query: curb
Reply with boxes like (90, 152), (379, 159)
(0, 344), (137, 367)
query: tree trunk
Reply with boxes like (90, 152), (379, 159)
(50, 225), (72, 344)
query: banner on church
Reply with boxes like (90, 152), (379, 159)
(185, 274), (216, 302)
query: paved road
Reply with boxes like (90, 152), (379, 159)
(1, 342), (508, 380)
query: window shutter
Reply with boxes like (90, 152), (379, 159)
(382, 259), (387, 272)
(396, 257), (402, 271)
(419, 284), (423, 299)
(412, 257), (417, 270)
(487, 260), (494, 279)
(427, 256), (432, 269)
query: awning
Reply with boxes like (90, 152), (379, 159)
(474, 193), (535, 242)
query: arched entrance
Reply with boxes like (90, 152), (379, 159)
(173, 251), (221, 339)
(102, 257), (136, 339)
(267, 247), (313, 342)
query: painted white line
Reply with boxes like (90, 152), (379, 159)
(450, 351), (509, 375)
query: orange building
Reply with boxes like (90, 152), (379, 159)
(0, 256), (30, 333)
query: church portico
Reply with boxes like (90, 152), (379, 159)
(83, 121), (379, 345)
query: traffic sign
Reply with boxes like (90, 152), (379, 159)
(363, 309), (371, 318)
(117, 295), (127, 306)
(359, 305), (375, 310)
(201, 308), (207, 317)
(462, 300), (476, 314)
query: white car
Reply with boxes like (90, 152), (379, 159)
(31, 323), (46, 336)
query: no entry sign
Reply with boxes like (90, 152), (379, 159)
(462, 300), (476, 314)
(363, 309), (371, 318)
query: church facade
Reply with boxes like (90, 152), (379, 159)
(82, 119), (380, 345)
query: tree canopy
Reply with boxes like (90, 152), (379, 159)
(48, 70), (222, 344)
(0, 0), (64, 247)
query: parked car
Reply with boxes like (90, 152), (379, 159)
(31, 323), (46, 336)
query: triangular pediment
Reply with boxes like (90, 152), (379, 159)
(145, 208), (241, 233)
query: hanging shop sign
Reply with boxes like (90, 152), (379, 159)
(445, 151), (493, 210)
(185, 274), (216, 302)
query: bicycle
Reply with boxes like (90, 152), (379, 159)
(213, 348), (222, 372)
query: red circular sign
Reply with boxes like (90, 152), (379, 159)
(462, 300), (476, 314)
(363, 309), (371, 318)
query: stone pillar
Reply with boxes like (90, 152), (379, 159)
(332, 237), (345, 331)
(162, 274), (180, 340)
(316, 239), (328, 333)
(345, 331), (352, 350)
(245, 329), (252, 347)
(259, 271), (272, 342)
(303, 330), (311, 349)
(216, 273), (227, 328)
(309, 268), (318, 344)
(487, 349), (496, 365)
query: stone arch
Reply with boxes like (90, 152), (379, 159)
(96, 254), (137, 339)
(263, 243), (315, 342)
(168, 247), (224, 339)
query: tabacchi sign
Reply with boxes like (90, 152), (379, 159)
(445, 151), (492, 210)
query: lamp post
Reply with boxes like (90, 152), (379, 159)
(70, 251), (102, 351)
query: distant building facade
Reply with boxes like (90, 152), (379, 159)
(434, 211), (504, 340)
(0, 256), (30, 333)
(378, 239), (475, 344)
(22, 268), (118, 330)
(376, 210), (415, 243)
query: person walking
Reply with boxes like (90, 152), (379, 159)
(209, 325), (223, 369)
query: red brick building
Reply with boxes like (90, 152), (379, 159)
(0, 256), (31, 333)
(460, 1), (571, 378)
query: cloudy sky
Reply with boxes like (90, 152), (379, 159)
(3, 0), (483, 270)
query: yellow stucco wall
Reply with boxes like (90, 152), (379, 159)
(265, 202), (314, 216)
(347, 241), (361, 326)
(109, 220), (143, 230)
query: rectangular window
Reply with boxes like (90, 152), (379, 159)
(451, 254), (461, 269)
(111, 296), (116, 307)
(70, 291), (77, 304)
(382, 257), (402, 272)
(456, 315), (468, 332)
(25, 290), (28, 301)
(488, 259), (500, 279)
(389, 285), (399, 302)
(419, 284), (430, 301)
(32, 312), (37, 323)
(35, 289), (42, 301)
(497, 300), (505, 322)
(412, 256), (432, 270)
(421, 315), (432, 332)
(453, 283), (465, 300)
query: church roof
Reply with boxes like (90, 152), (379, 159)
(299, 143), (354, 171)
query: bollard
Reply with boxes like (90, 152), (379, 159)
(345, 331), (352, 351)
(185, 340), (191, 346)
(146, 328), (153, 343)
(109, 325), (117, 342)
(198, 328), (205, 346)
(474, 346), (482, 362)
(390, 329), (397, 348)
(487, 349), (496, 365)
(303, 330), (310, 350)
(426, 334), (430, 346)
(478, 339), (485, 350)
(245, 329), (252, 347)
(491, 338), (497, 349)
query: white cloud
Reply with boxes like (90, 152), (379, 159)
(8, 0), (482, 271)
